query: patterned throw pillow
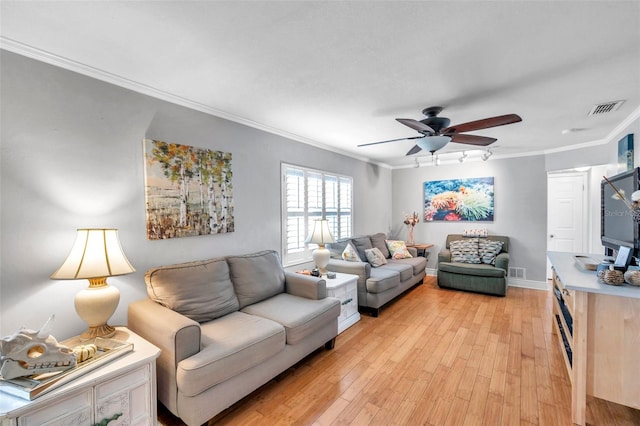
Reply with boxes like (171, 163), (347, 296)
(449, 239), (481, 264)
(365, 247), (388, 267)
(385, 240), (413, 259)
(479, 239), (504, 265)
(341, 242), (360, 262)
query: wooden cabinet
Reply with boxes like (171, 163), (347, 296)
(547, 252), (640, 425)
(325, 273), (360, 334)
(0, 328), (160, 426)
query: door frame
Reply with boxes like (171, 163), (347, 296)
(546, 169), (589, 278)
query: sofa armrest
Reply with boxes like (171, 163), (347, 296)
(495, 252), (510, 271)
(438, 249), (452, 264)
(407, 247), (418, 257)
(326, 258), (371, 281)
(284, 271), (327, 299)
(128, 299), (201, 366)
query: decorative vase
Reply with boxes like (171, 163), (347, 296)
(408, 226), (415, 245)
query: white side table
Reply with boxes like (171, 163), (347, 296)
(0, 327), (160, 426)
(325, 272), (360, 333)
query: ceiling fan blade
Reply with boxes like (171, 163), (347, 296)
(450, 134), (497, 146)
(396, 118), (435, 134)
(406, 145), (422, 156)
(357, 135), (425, 147)
(442, 114), (522, 134)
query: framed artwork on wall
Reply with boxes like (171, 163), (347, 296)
(618, 133), (634, 173)
(424, 176), (494, 221)
(143, 139), (234, 240)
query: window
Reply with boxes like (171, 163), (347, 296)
(281, 163), (353, 266)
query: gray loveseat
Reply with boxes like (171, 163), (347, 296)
(325, 233), (427, 316)
(437, 234), (510, 296)
(128, 250), (340, 426)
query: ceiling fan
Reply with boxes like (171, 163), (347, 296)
(359, 106), (522, 155)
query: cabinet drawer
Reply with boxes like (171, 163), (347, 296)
(18, 390), (92, 426)
(95, 365), (151, 426)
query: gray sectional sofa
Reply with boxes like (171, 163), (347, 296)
(325, 233), (427, 316)
(127, 250), (340, 426)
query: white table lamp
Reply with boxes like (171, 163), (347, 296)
(51, 228), (135, 339)
(305, 219), (335, 275)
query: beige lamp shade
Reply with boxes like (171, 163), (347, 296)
(51, 229), (135, 340)
(305, 219), (335, 275)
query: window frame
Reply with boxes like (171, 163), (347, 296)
(281, 163), (353, 267)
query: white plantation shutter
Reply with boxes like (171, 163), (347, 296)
(282, 164), (354, 266)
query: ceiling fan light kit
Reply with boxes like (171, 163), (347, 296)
(360, 106), (522, 157)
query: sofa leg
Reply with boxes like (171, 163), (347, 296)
(325, 338), (336, 350)
(371, 308), (379, 318)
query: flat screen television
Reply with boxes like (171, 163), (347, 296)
(601, 167), (640, 256)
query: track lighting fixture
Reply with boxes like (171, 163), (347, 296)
(435, 155), (441, 166)
(481, 148), (493, 161)
(414, 157), (420, 168)
(458, 151), (468, 163)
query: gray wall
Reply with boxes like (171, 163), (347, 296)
(0, 51), (391, 337)
(392, 155), (548, 282)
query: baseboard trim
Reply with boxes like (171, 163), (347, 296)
(426, 269), (548, 291)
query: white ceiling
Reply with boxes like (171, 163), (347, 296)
(2, 1), (639, 168)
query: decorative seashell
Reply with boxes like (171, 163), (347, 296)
(73, 344), (97, 363)
(602, 267), (624, 286)
(624, 270), (640, 286)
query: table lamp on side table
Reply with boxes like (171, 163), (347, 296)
(51, 228), (135, 340)
(305, 219), (335, 276)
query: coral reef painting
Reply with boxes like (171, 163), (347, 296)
(144, 139), (234, 239)
(424, 177), (494, 221)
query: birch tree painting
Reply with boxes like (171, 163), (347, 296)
(144, 139), (234, 239)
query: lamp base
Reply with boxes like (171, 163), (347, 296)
(79, 324), (117, 340)
(75, 278), (120, 341)
(313, 246), (331, 276)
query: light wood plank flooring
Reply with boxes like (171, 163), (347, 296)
(159, 277), (640, 425)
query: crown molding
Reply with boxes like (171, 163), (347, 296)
(1, 37), (393, 170)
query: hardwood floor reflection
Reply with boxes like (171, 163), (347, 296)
(158, 276), (640, 425)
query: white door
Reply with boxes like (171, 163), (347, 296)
(547, 172), (587, 277)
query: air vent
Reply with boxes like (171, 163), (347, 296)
(588, 100), (625, 116)
(509, 267), (526, 279)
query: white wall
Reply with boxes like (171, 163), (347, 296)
(0, 51), (392, 337)
(392, 155), (548, 282)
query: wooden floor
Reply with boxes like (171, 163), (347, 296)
(158, 277), (640, 425)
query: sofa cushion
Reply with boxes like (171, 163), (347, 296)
(328, 238), (351, 259)
(351, 236), (373, 262)
(176, 311), (285, 396)
(145, 258), (239, 323)
(241, 293), (340, 344)
(386, 240), (413, 259)
(366, 267), (400, 293)
(390, 256), (428, 276)
(439, 262), (507, 278)
(227, 250), (285, 309)
(342, 242), (360, 262)
(370, 233), (391, 258)
(378, 262), (413, 282)
(449, 239), (481, 264)
(365, 247), (388, 267)
(479, 239), (504, 265)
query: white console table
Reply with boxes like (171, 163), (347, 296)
(0, 327), (160, 426)
(547, 251), (640, 425)
(325, 273), (360, 333)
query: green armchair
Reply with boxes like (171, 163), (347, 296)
(437, 234), (509, 296)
